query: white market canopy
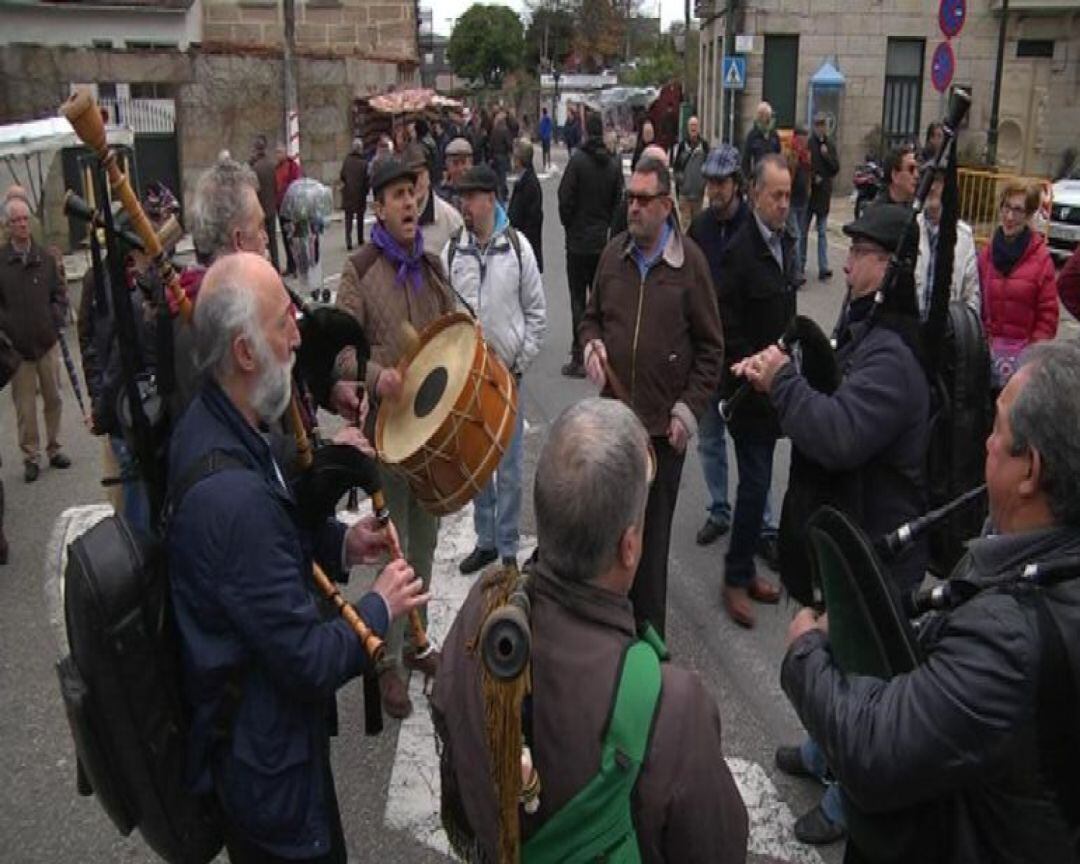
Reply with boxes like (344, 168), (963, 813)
(0, 115), (134, 216)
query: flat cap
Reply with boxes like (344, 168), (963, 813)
(445, 137), (473, 157)
(369, 156), (416, 195)
(702, 144), (741, 179)
(402, 143), (428, 172)
(842, 202), (911, 252)
(455, 163), (498, 193)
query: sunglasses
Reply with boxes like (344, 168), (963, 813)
(626, 191), (667, 206)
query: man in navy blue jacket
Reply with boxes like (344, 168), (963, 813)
(169, 252), (426, 863)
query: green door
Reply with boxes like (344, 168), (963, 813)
(763, 34), (800, 128)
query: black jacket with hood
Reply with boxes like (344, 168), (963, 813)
(557, 137), (624, 256)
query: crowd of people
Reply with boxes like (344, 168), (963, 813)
(1, 88), (1079, 864)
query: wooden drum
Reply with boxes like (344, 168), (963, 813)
(375, 313), (518, 516)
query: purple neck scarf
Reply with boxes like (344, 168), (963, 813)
(371, 221), (425, 293)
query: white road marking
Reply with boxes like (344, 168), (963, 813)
(728, 758), (827, 864)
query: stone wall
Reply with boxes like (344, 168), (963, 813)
(0, 43), (410, 248)
(201, 0), (417, 63)
(701, 1), (1079, 191)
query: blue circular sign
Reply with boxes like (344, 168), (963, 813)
(939, 0), (966, 39)
(931, 41), (956, 94)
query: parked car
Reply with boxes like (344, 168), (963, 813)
(1048, 169), (1080, 265)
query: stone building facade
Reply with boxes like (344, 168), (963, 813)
(0, 0), (419, 248)
(698, 0), (1080, 192)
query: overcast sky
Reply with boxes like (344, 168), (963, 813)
(425, 0), (684, 37)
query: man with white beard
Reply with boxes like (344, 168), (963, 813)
(168, 252), (428, 864)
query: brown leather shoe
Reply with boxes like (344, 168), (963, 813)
(378, 669), (413, 720)
(748, 575), (781, 604)
(722, 585), (755, 628)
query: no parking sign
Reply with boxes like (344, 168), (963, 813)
(932, 41), (956, 93)
(939, 0), (966, 40)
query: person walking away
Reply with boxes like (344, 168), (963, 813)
(274, 143), (302, 276)
(249, 135), (281, 272)
(807, 113), (839, 280)
(557, 111), (624, 378)
(340, 138), (369, 251)
(538, 107), (553, 171)
(508, 139), (544, 273)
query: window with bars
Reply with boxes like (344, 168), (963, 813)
(882, 38), (924, 152)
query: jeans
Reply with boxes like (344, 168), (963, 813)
(565, 252), (601, 363)
(474, 400), (524, 559)
(800, 737), (848, 828)
(809, 209), (830, 273)
(724, 435), (776, 587)
(109, 435), (149, 538)
(698, 397), (778, 533)
(788, 204), (809, 276)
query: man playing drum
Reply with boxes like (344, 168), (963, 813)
(334, 156), (455, 719)
(443, 164), (547, 574)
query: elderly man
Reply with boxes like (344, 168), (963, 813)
(736, 203), (930, 844)
(432, 398), (748, 863)
(915, 169), (980, 320)
(335, 156), (454, 719)
(558, 111), (624, 378)
(339, 138), (369, 251)
(403, 144), (462, 260)
(443, 164), (546, 574)
(714, 153), (794, 627)
(0, 196), (71, 484)
(580, 155), (723, 638)
(507, 138), (543, 273)
(436, 136), (473, 210)
(249, 135), (281, 272)
(774, 340), (1080, 862)
(672, 115), (709, 230)
(169, 252), (425, 864)
(742, 101), (781, 178)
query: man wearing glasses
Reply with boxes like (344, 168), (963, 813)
(733, 203), (931, 845)
(579, 155), (724, 639)
(876, 144), (919, 207)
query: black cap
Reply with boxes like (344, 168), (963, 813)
(370, 156), (417, 196)
(455, 163), (498, 193)
(842, 202), (911, 252)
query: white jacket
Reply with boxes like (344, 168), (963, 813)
(915, 214), (981, 320)
(420, 193), (463, 263)
(441, 206), (547, 374)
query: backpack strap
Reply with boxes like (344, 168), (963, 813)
(522, 639), (663, 863)
(159, 449), (250, 536)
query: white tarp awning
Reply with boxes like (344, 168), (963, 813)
(0, 116), (134, 216)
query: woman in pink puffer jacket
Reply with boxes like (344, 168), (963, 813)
(977, 182), (1058, 388)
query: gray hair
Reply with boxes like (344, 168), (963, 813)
(192, 256), (260, 381)
(351, 137), (363, 155)
(190, 158), (259, 261)
(633, 155), (671, 196)
(513, 137), (533, 168)
(1009, 340), (1080, 525)
(753, 152), (788, 189)
(534, 398), (650, 583)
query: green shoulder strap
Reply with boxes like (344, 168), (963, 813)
(522, 636), (664, 864)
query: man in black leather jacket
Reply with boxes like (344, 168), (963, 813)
(777, 340), (1080, 863)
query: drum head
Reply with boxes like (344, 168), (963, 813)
(378, 318), (478, 464)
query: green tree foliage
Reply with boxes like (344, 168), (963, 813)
(524, 4), (577, 70)
(447, 4), (526, 88)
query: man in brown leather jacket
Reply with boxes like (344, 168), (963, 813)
(579, 155), (724, 638)
(432, 398), (748, 863)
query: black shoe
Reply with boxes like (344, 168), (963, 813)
(794, 803), (845, 845)
(820, 269), (833, 281)
(561, 360), (585, 379)
(775, 745), (816, 780)
(24, 462), (39, 483)
(757, 535), (780, 572)
(49, 453), (72, 469)
(696, 516), (730, 545)
(501, 555), (518, 570)
(460, 546), (498, 574)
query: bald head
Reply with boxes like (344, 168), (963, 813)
(640, 144), (669, 167)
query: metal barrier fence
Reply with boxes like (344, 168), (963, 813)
(957, 167), (1052, 248)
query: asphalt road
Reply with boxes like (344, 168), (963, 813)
(0, 150), (866, 864)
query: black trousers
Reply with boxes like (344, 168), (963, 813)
(265, 214), (281, 273)
(223, 742), (346, 864)
(344, 208), (365, 250)
(629, 437), (685, 640)
(565, 251), (601, 363)
(279, 216), (297, 274)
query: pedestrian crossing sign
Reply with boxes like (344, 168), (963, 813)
(723, 56), (746, 91)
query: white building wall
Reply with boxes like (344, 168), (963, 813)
(0, 1), (203, 50)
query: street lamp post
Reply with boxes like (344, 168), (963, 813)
(986, 0), (1009, 166)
